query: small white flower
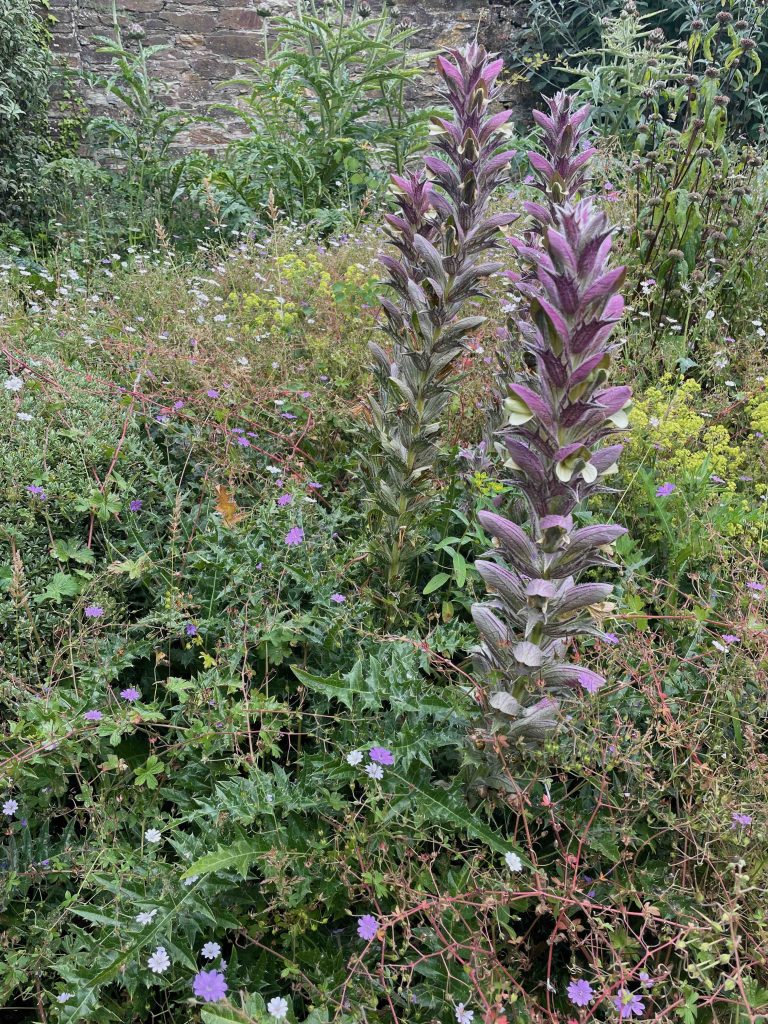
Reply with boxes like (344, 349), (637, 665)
(4, 375), (23, 392)
(268, 996), (289, 1020)
(16, 412), (33, 421)
(201, 941), (221, 960)
(57, 992), (74, 1003)
(712, 640), (728, 654)
(346, 750), (364, 766)
(147, 946), (171, 974)
(136, 909), (158, 925)
(184, 874), (200, 886)
(455, 1003), (474, 1024)
(2, 799), (18, 816)
(705, 310), (714, 320)
(504, 851), (523, 873)
(145, 828), (162, 844)
(365, 762), (384, 780)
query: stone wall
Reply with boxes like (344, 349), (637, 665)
(47, 0), (528, 147)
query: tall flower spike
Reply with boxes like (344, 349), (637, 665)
(493, 91), (595, 421)
(471, 98), (630, 773)
(364, 43), (518, 596)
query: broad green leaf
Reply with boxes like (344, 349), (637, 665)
(389, 774), (527, 863)
(423, 571), (450, 595)
(183, 837), (272, 880)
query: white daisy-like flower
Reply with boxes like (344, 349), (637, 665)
(144, 828), (162, 844)
(136, 908), (158, 925)
(184, 874), (200, 886)
(2, 799), (18, 816)
(346, 750), (364, 766)
(16, 412), (33, 421)
(4, 375), (23, 392)
(147, 946), (171, 974)
(57, 992), (74, 1003)
(268, 996), (289, 1020)
(712, 640), (729, 654)
(504, 851), (523, 873)
(201, 941), (222, 960)
(455, 1003), (474, 1024)
(365, 763), (384, 781)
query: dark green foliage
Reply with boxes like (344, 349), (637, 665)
(0, 0), (52, 226)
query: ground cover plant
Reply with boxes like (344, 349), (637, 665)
(1, 14), (768, 1024)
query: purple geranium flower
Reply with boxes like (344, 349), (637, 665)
(84, 605), (104, 618)
(27, 484), (47, 500)
(731, 812), (753, 828)
(330, 593), (346, 604)
(369, 746), (394, 765)
(567, 979), (594, 1007)
(285, 527), (304, 546)
(721, 633), (740, 644)
(192, 969), (228, 1003)
(746, 581), (765, 592)
(84, 710), (103, 721)
(129, 499), (143, 512)
(206, 389), (220, 399)
(236, 436), (250, 447)
(356, 915), (379, 941)
(656, 482), (676, 497)
(614, 990), (644, 1018)
(120, 687), (140, 702)
(277, 494), (293, 507)
(185, 623), (198, 636)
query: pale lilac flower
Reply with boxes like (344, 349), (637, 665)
(285, 527), (304, 546)
(57, 993), (74, 1004)
(206, 389), (220, 399)
(120, 687), (140, 702)
(638, 972), (654, 989)
(16, 412), (33, 421)
(193, 969), (228, 1002)
(2, 799), (18, 816)
(147, 947), (171, 974)
(84, 710), (103, 721)
(201, 942), (221, 960)
(26, 484), (46, 500)
(614, 990), (644, 1018)
(455, 1004), (474, 1024)
(369, 746), (394, 765)
(721, 634), (740, 644)
(567, 979), (594, 1007)
(365, 763), (384, 780)
(277, 494), (293, 507)
(746, 581), (765, 592)
(578, 670), (605, 695)
(84, 605), (104, 618)
(357, 914), (379, 940)
(136, 909), (158, 925)
(603, 632), (620, 644)
(267, 997), (289, 1020)
(731, 812), (753, 828)
(656, 482), (676, 497)
(330, 593), (346, 604)
(504, 851), (523, 872)
(346, 750), (364, 766)
(308, 482), (322, 489)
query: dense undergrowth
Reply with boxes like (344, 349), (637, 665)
(2, 3), (768, 1024)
